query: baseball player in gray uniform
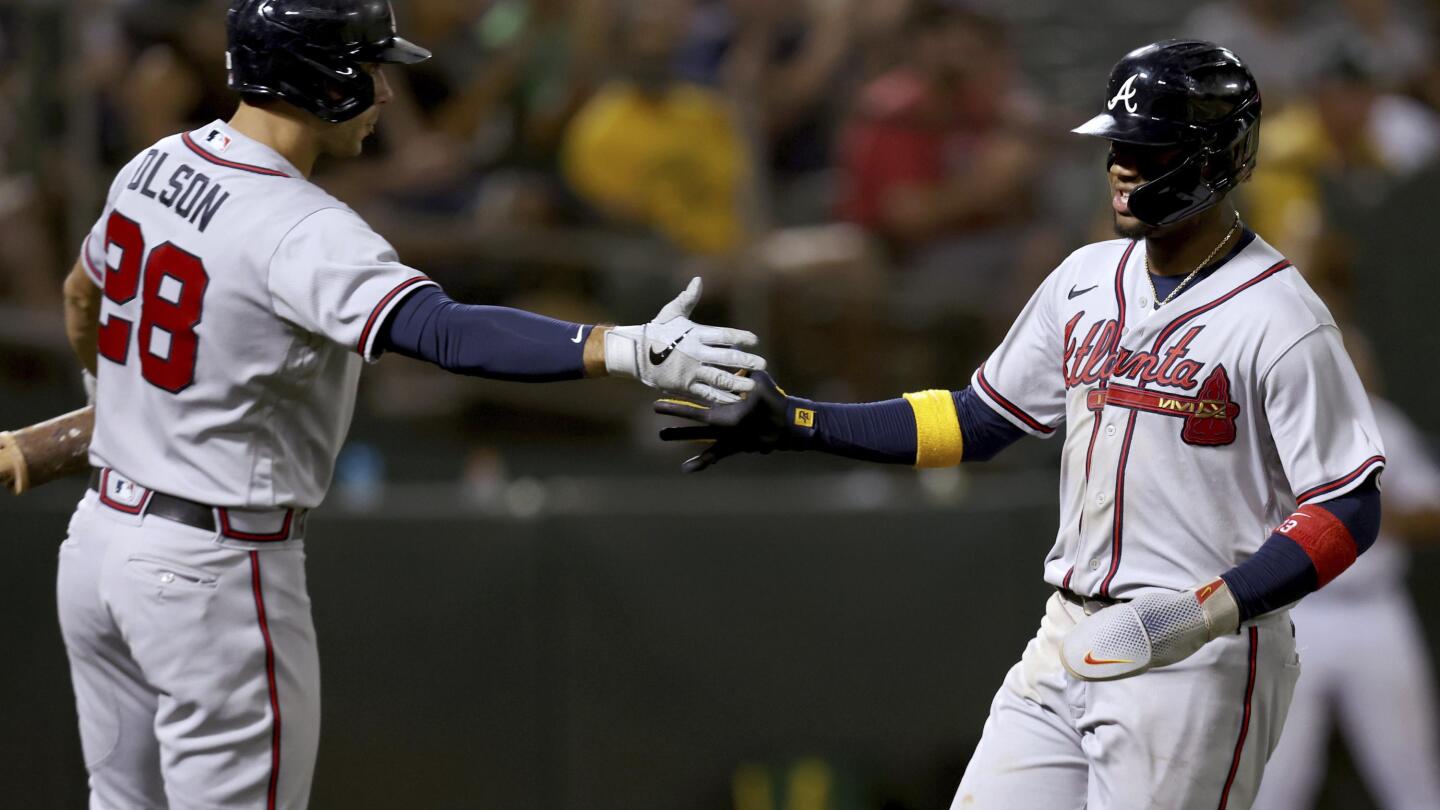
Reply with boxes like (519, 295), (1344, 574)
(657, 41), (1386, 810)
(55, 1), (764, 807)
(1253, 343), (1440, 810)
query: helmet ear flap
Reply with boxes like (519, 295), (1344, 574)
(1127, 148), (1216, 226)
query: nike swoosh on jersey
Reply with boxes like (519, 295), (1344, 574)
(1083, 651), (1133, 666)
(649, 328), (693, 366)
(1068, 284), (1099, 300)
(570, 325), (585, 343)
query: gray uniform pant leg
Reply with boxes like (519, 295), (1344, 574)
(58, 493), (321, 809)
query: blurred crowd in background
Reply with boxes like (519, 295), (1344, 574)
(3, 0), (1440, 440)
(2, 0), (1440, 459)
(4, 2), (1440, 808)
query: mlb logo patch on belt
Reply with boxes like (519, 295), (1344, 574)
(99, 469), (152, 514)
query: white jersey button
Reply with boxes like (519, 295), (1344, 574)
(1139, 296), (1150, 308)
(1089, 558), (1101, 571)
(1096, 493), (1108, 505)
(1105, 424), (1117, 438)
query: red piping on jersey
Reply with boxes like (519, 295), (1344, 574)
(1097, 411), (1138, 598)
(1296, 455), (1386, 504)
(82, 234), (104, 282)
(1150, 259), (1291, 354)
(181, 131), (290, 177)
(1070, 401), (1103, 589)
(1083, 390), (1106, 478)
(357, 275), (433, 358)
(219, 508), (296, 542)
(975, 362), (1055, 435)
(250, 552), (282, 810)
(1216, 627), (1260, 810)
(1113, 240), (1134, 335)
(1070, 242), (1135, 594)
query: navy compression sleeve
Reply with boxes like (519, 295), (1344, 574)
(798, 397), (917, 464)
(952, 387), (1027, 461)
(377, 286), (593, 381)
(1220, 474), (1381, 621)
(785, 385), (1026, 465)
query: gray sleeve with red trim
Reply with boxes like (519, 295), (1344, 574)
(266, 206), (437, 360)
(969, 269), (1064, 437)
(1262, 325), (1386, 504)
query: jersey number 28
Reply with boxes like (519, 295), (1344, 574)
(96, 210), (209, 393)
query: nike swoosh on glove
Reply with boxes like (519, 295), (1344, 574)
(605, 277), (766, 403)
(653, 371), (811, 472)
(1060, 578), (1241, 681)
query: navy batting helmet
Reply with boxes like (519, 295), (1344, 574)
(226, 0), (431, 124)
(1073, 40), (1261, 227)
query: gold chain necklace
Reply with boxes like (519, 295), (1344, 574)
(1144, 212), (1242, 308)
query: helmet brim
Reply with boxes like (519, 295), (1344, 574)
(1071, 112), (1200, 146)
(369, 36), (431, 65)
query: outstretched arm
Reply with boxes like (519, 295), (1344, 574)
(654, 371), (1025, 472)
(378, 277), (766, 403)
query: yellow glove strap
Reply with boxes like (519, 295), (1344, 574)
(904, 389), (964, 468)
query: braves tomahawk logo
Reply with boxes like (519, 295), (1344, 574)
(1108, 73), (1141, 114)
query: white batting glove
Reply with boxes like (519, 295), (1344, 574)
(1061, 578), (1241, 681)
(605, 277), (766, 404)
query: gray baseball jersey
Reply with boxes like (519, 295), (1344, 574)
(972, 234), (1385, 599)
(81, 119), (435, 508)
(61, 121), (436, 809)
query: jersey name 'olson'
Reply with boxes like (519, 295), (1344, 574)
(124, 149), (230, 233)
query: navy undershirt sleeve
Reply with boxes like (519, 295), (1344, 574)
(799, 397), (917, 464)
(377, 285), (592, 381)
(787, 385), (1026, 465)
(1220, 473), (1381, 621)
(953, 387), (1027, 461)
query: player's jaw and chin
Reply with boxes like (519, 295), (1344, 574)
(314, 64), (389, 159)
(1109, 160), (1158, 240)
(1112, 200), (1154, 240)
(320, 110), (379, 158)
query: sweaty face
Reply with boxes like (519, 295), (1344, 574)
(1107, 141), (1187, 238)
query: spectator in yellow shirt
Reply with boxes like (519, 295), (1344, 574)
(563, 1), (749, 255)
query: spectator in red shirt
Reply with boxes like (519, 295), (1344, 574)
(837, 4), (1056, 351)
(839, 5), (1039, 244)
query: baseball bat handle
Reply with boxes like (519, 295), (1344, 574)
(1, 405), (95, 495)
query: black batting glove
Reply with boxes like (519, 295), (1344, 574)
(653, 371), (816, 472)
